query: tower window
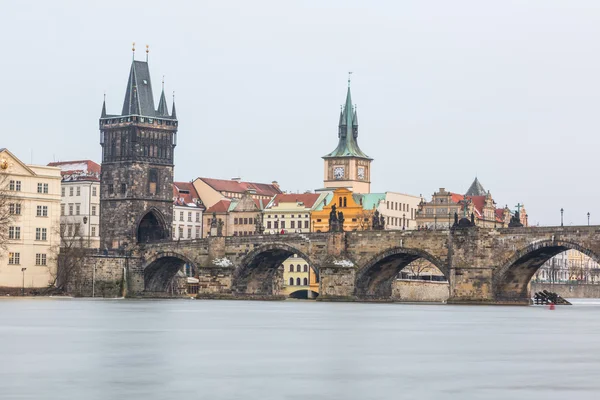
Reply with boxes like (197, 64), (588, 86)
(121, 183), (127, 194)
(149, 169), (159, 195)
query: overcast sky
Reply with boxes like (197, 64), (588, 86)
(2, 1), (600, 225)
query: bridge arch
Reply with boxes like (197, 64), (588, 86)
(233, 243), (318, 298)
(493, 239), (600, 302)
(356, 247), (447, 301)
(143, 251), (197, 293)
(136, 208), (169, 243)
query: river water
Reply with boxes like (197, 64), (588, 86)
(1, 299), (599, 400)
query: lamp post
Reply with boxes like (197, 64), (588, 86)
(403, 213), (406, 230)
(560, 208), (564, 227)
(21, 267), (26, 296)
(587, 212), (590, 226)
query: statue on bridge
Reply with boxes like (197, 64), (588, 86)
(255, 214), (265, 234)
(508, 210), (524, 228)
(372, 210), (385, 231)
(217, 219), (224, 237)
(210, 212), (218, 237)
(338, 211), (345, 231)
(329, 204), (339, 232)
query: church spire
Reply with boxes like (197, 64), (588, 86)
(323, 75), (370, 160)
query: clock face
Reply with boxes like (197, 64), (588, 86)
(357, 167), (365, 180)
(333, 167), (345, 180)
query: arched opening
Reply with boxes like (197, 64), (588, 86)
(494, 241), (600, 304)
(232, 245), (319, 299)
(137, 210), (168, 243)
(143, 253), (197, 295)
(356, 248), (448, 301)
(288, 289), (319, 299)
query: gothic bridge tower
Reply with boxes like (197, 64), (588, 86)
(323, 77), (372, 193)
(99, 50), (177, 249)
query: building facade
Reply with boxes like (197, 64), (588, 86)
(0, 148), (61, 291)
(172, 182), (204, 240)
(415, 179), (527, 229)
(376, 192), (422, 230)
(202, 191), (268, 238)
(99, 54), (177, 249)
(262, 193), (325, 234)
(533, 249), (600, 284)
(193, 177), (281, 209)
(322, 79), (372, 194)
(47, 160), (101, 248)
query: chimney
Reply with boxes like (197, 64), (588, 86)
(231, 177), (241, 182)
(272, 181), (280, 189)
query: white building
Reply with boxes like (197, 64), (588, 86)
(1, 148), (61, 292)
(172, 182), (204, 241)
(47, 160), (101, 248)
(378, 192), (423, 230)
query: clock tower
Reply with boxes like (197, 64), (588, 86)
(322, 78), (372, 193)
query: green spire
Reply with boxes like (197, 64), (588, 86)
(323, 76), (371, 160)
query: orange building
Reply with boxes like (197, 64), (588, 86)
(311, 188), (370, 232)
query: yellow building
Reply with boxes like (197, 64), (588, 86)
(0, 148), (61, 293)
(281, 255), (319, 298)
(311, 188), (370, 232)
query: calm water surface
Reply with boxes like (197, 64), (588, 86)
(1, 298), (599, 400)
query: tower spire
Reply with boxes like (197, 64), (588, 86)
(101, 92), (107, 118)
(146, 44), (149, 62)
(171, 91), (177, 119)
(156, 76), (169, 117)
(132, 42), (135, 60)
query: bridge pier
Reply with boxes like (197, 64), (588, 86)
(317, 259), (356, 302)
(447, 266), (495, 304)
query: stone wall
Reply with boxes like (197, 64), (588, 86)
(531, 283), (600, 299)
(391, 280), (449, 302)
(66, 255), (128, 297)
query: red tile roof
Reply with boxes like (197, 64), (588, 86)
(47, 160), (101, 181)
(198, 177), (282, 197)
(268, 193), (321, 209)
(173, 182), (204, 209)
(205, 199), (231, 213)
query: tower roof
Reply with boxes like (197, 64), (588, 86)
(323, 81), (371, 160)
(465, 177), (487, 196)
(121, 60), (157, 117)
(157, 88), (169, 117)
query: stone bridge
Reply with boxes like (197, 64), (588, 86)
(114, 226), (600, 305)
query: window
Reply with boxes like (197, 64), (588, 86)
(196, 227), (200, 238)
(92, 187), (97, 196)
(69, 204), (73, 215)
(61, 187), (65, 197)
(60, 204), (65, 215)
(304, 221), (309, 229)
(120, 183), (126, 194)
(304, 265), (308, 272)
(91, 205), (96, 216)
(281, 221), (286, 229)
(9, 203), (21, 215)
(69, 187), (74, 196)
(8, 252), (20, 265)
(108, 184), (114, 194)
(67, 224), (73, 237)
(36, 205), (48, 217)
(267, 221), (272, 229)
(35, 254), (47, 266)
(187, 227), (192, 238)
(274, 221), (279, 229)
(173, 211), (176, 221)
(179, 212), (184, 221)
(91, 226), (96, 236)
(148, 169), (159, 195)
(196, 212), (200, 222)
(303, 278), (308, 286)
(188, 212), (192, 222)
(9, 227), (21, 240)
(76, 204), (81, 215)
(296, 277), (301, 286)
(35, 228), (47, 241)
(178, 226), (183, 238)
(289, 265), (294, 272)
(76, 186), (81, 196)
(234, 218), (239, 224)
(296, 265), (301, 272)
(291, 221), (295, 229)
(289, 277), (294, 285)
(244, 218), (248, 225)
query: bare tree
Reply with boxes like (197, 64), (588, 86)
(0, 173), (18, 254)
(49, 220), (89, 294)
(356, 208), (375, 231)
(403, 259), (444, 280)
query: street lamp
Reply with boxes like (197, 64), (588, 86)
(21, 267), (26, 296)
(403, 213), (406, 230)
(587, 212), (590, 226)
(560, 208), (564, 227)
